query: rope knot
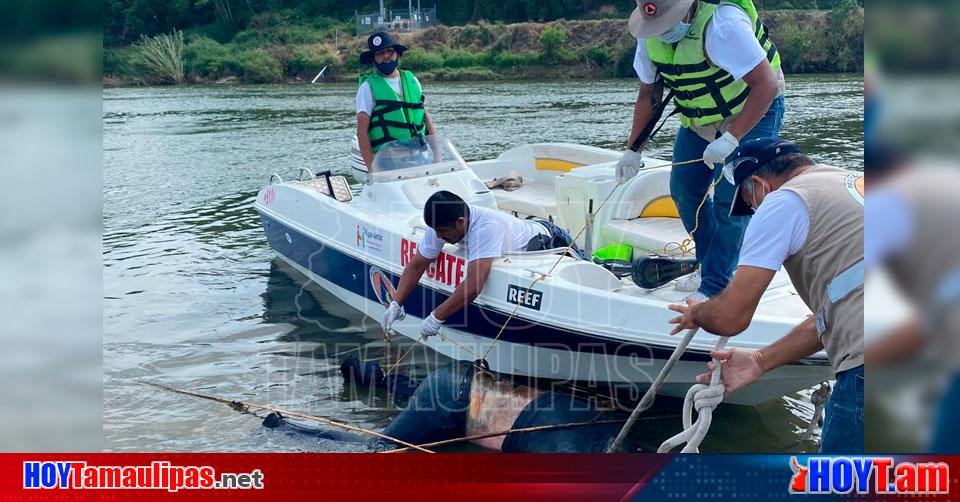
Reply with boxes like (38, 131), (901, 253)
(691, 382), (724, 412)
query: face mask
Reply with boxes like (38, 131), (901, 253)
(659, 21), (691, 44)
(376, 59), (399, 75)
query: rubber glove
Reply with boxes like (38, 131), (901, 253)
(420, 312), (443, 338)
(616, 149), (645, 184)
(702, 132), (739, 169)
(382, 301), (405, 331)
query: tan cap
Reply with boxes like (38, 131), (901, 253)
(627, 0), (696, 38)
(484, 171), (523, 192)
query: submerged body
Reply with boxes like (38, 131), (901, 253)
(263, 361), (632, 453)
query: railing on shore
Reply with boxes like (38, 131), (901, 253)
(355, 6), (437, 34)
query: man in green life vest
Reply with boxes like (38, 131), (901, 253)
(356, 31), (437, 171)
(617, 0), (786, 302)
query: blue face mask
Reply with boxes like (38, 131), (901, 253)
(659, 21), (691, 44)
(376, 59), (399, 75)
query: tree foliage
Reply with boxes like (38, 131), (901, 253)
(104, 0), (865, 46)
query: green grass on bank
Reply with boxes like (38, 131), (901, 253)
(103, 7), (863, 85)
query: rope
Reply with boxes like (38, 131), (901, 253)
(608, 332), (729, 453)
(656, 337), (729, 453)
(607, 327), (698, 452)
(656, 173), (725, 257)
(141, 381), (436, 454)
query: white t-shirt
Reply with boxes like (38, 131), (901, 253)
(355, 74), (423, 116)
(737, 189), (810, 271)
(418, 205), (547, 262)
(633, 4), (769, 84)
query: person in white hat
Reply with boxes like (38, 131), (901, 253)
(616, 0), (787, 302)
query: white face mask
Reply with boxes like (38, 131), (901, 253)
(659, 21), (691, 43)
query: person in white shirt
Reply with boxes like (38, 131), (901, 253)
(382, 190), (585, 338)
(617, 0), (786, 301)
(667, 138), (864, 453)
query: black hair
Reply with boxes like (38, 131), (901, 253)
(756, 152), (815, 179)
(423, 190), (467, 229)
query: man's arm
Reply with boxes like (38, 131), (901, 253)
(394, 251), (433, 305)
(432, 258), (494, 321)
(725, 59), (779, 140)
(357, 112), (375, 170)
(669, 265), (776, 336)
(697, 316), (823, 394)
(626, 81), (664, 151)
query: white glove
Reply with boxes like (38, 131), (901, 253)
(702, 132), (739, 169)
(616, 149), (644, 184)
(420, 312), (443, 338)
(382, 301), (405, 332)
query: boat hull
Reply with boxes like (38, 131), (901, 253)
(258, 209), (832, 406)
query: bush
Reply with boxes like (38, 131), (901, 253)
(103, 46), (140, 78)
(539, 25), (567, 62)
(493, 52), (526, 68)
(136, 30), (185, 84)
(585, 45), (613, 67)
(287, 44), (337, 77)
(274, 25), (325, 45)
(442, 49), (491, 68)
(401, 49), (444, 71)
(184, 35), (239, 79)
(238, 48), (282, 83)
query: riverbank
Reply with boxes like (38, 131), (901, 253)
(103, 8), (863, 86)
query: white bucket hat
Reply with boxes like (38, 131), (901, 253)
(627, 0), (696, 38)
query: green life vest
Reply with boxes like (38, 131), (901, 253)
(360, 70), (426, 153)
(645, 0), (781, 128)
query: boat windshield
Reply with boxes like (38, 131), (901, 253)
(369, 135), (467, 182)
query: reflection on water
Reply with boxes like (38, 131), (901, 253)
(103, 76), (862, 452)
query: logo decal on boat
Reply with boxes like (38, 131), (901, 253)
(400, 238), (466, 287)
(507, 284), (543, 311)
(356, 225), (384, 254)
(263, 186), (276, 206)
(369, 267), (398, 307)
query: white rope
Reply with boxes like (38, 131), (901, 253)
(657, 337), (729, 453)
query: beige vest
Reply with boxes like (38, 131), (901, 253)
(780, 165), (864, 373)
(885, 166), (960, 370)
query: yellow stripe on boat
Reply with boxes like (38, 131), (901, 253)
(640, 195), (680, 218)
(535, 158), (583, 172)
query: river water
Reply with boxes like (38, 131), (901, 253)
(103, 75), (863, 452)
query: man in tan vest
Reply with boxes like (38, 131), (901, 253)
(667, 138), (864, 453)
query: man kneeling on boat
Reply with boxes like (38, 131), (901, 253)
(383, 190), (586, 339)
(666, 138), (864, 453)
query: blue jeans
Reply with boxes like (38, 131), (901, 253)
(929, 373), (960, 453)
(670, 95), (786, 297)
(820, 364), (864, 454)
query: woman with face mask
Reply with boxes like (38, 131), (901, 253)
(356, 31), (437, 171)
(615, 0), (786, 305)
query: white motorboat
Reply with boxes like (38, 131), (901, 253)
(255, 136), (831, 405)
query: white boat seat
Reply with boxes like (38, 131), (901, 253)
(602, 217), (692, 255)
(301, 176), (353, 202)
(491, 182), (557, 219)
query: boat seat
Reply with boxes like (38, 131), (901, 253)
(491, 182), (557, 219)
(602, 217), (692, 255)
(301, 176), (353, 202)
